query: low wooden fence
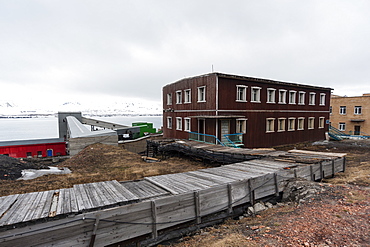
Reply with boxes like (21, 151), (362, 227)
(0, 157), (345, 247)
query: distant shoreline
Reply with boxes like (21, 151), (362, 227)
(0, 113), (163, 119)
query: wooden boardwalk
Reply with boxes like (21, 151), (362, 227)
(0, 143), (346, 246)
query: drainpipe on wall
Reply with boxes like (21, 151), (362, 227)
(215, 73), (219, 140)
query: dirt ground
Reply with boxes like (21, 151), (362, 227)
(0, 139), (369, 246)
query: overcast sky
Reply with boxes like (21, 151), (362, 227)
(1, 0), (370, 108)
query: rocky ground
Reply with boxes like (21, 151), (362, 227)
(0, 139), (369, 246)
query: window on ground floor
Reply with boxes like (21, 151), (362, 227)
(278, 118), (286, 132)
(176, 117), (182, 130)
(266, 118), (275, 133)
(167, 117), (172, 129)
(184, 118), (191, 132)
(236, 119), (247, 133)
(298, 117), (305, 130)
(308, 117), (315, 129)
(319, 117), (325, 129)
(339, 122), (346, 131)
(288, 118), (296, 131)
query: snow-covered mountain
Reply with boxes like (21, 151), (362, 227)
(0, 99), (162, 117)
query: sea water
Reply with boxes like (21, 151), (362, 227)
(0, 116), (163, 142)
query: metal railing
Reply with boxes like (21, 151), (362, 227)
(223, 133), (244, 148)
(188, 132), (225, 146)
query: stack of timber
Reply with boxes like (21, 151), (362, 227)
(0, 145), (346, 246)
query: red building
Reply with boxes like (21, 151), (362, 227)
(0, 138), (66, 158)
(162, 73), (332, 148)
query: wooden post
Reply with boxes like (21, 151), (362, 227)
(319, 162), (323, 180)
(227, 183), (233, 214)
(88, 215), (100, 247)
(194, 191), (201, 224)
(248, 179), (255, 205)
(343, 157), (346, 172)
(294, 168), (297, 178)
(151, 200), (157, 239)
(332, 160), (335, 178)
(274, 173), (279, 196)
(310, 165), (314, 181)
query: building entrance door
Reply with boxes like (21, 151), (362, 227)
(354, 126), (361, 135)
(198, 119), (205, 141)
(220, 120), (230, 143)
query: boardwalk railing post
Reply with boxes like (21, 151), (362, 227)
(89, 215), (100, 247)
(194, 191), (201, 224)
(273, 173), (279, 196)
(343, 157), (346, 172)
(248, 179), (255, 205)
(310, 165), (314, 181)
(332, 160), (335, 178)
(319, 162), (323, 181)
(227, 183), (233, 215)
(151, 200), (157, 239)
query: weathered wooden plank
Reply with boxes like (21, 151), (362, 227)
(225, 162), (277, 174)
(92, 182), (119, 205)
(145, 176), (194, 194)
(288, 149), (347, 158)
(84, 183), (105, 208)
(109, 180), (139, 201)
(155, 192), (196, 230)
(22, 192), (44, 222)
(102, 181), (131, 202)
(121, 180), (169, 199)
(199, 185), (229, 216)
(69, 187), (79, 213)
(0, 194), (19, 218)
(187, 170), (234, 184)
(73, 183), (93, 211)
(231, 180), (251, 206)
(39, 190), (55, 219)
(56, 188), (66, 215)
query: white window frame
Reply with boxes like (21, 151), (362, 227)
(278, 89), (287, 104)
(236, 118), (247, 134)
(267, 88), (276, 103)
(176, 90), (182, 104)
(289, 91), (297, 104)
(339, 122), (346, 131)
(184, 89), (191, 103)
(176, 117), (182, 130)
(319, 93), (326, 106)
(236, 85), (248, 102)
(167, 93), (172, 105)
(319, 117), (325, 129)
(167, 117), (172, 129)
(308, 117), (315, 129)
(266, 118), (275, 133)
(184, 117), (191, 132)
(297, 117), (305, 130)
(197, 86), (206, 102)
(298, 91), (306, 105)
(288, 118), (296, 131)
(251, 87), (261, 103)
(340, 106), (347, 115)
(309, 92), (316, 105)
(354, 106), (362, 115)
(278, 118), (286, 132)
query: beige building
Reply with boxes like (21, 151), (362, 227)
(330, 94), (370, 135)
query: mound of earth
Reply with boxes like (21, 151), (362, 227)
(0, 155), (49, 180)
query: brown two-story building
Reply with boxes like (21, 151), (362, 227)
(162, 73), (332, 148)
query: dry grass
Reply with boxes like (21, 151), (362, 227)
(0, 143), (206, 197)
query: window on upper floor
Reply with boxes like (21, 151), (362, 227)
(236, 85), (248, 102)
(340, 106), (347, 115)
(288, 118), (296, 131)
(184, 118), (191, 132)
(289, 91), (297, 104)
(176, 90), (182, 104)
(308, 117), (315, 129)
(298, 91), (306, 105)
(176, 117), (182, 130)
(236, 119), (247, 133)
(354, 106), (362, 115)
(197, 86), (206, 102)
(167, 93), (172, 105)
(298, 117), (305, 130)
(278, 89), (287, 104)
(319, 117), (325, 129)
(320, 93), (326, 106)
(184, 89), (191, 103)
(251, 87), (261, 103)
(267, 88), (276, 103)
(278, 118), (286, 132)
(167, 117), (172, 129)
(309, 92), (316, 105)
(339, 122), (346, 131)
(266, 118), (275, 133)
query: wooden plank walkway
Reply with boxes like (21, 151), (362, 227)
(0, 144), (347, 246)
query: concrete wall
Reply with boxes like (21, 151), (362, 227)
(119, 134), (163, 154)
(68, 135), (118, 156)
